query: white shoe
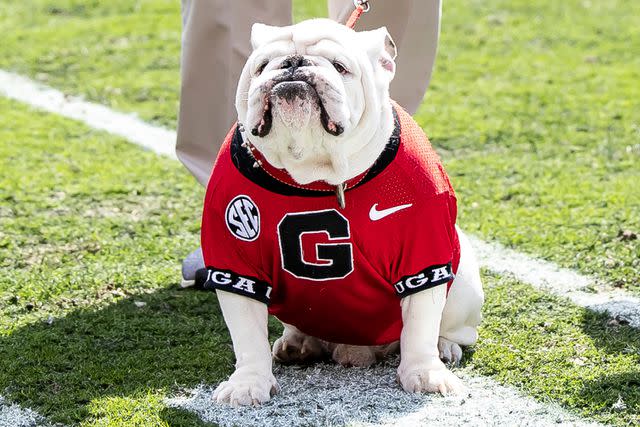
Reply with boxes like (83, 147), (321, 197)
(181, 247), (206, 288)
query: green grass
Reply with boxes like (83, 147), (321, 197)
(0, 0), (637, 292)
(0, 96), (207, 424)
(1, 98), (638, 425)
(0, 0), (182, 128)
(0, 0), (325, 130)
(420, 0), (640, 293)
(471, 272), (640, 426)
(0, 97), (198, 332)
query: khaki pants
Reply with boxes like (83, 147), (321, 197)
(177, 0), (442, 185)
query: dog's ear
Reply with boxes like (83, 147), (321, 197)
(250, 23), (290, 50)
(357, 27), (397, 78)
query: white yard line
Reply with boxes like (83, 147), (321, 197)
(0, 69), (634, 426)
(0, 396), (52, 427)
(166, 359), (602, 427)
(470, 236), (640, 328)
(0, 70), (176, 158)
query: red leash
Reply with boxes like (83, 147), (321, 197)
(345, 0), (370, 29)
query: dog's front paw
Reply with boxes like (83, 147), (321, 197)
(213, 368), (279, 407)
(272, 331), (325, 364)
(397, 358), (465, 395)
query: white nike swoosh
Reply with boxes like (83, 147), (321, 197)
(369, 203), (413, 221)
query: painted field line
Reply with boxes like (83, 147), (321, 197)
(470, 236), (640, 328)
(0, 395), (53, 427)
(167, 358), (601, 427)
(0, 70), (176, 158)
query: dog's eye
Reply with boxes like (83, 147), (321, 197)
(332, 61), (348, 75)
(255, 60), (269, 75)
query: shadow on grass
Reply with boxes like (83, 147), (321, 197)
(0, 286), (286, 425)
(578, 310), (640, 422)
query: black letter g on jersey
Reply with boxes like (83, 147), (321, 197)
(277, 209), (353, 281)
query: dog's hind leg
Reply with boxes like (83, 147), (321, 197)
(329, 341), (399, 367)
(272, 323), (328, 364)
(438, 227), (484, 365)
(330, 344), (377, 367)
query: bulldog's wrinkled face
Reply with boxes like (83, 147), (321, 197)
(236, 19), (397, 185)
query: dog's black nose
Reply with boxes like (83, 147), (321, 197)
(280, 55), (311, 72)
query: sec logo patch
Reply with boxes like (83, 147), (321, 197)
(225, 195), (260, 241)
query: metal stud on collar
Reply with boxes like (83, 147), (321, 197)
(335, 183), (346, 209)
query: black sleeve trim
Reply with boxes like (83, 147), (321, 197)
(393, 262), (454, 298)
(202, 267), (272, 305)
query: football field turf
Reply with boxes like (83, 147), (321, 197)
(0, 0), (638, 425)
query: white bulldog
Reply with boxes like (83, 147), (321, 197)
(208, 18), (484, 406)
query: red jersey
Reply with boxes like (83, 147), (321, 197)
(201, 105), (460, 345)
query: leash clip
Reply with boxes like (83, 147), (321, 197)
(346, 0), (370, 28)
(353, 0), (370, 12)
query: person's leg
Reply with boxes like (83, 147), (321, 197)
(176, 0), (292, 187)
(390, 0), (441, 115)
(328, 0), (442, 115)
(177, 0), (232, 187)
(178, 0), (291, 286)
